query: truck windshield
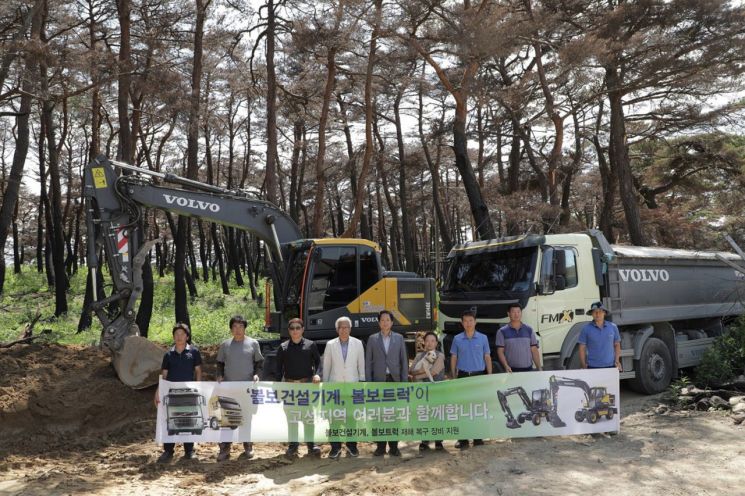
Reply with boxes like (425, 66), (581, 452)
(168, 394), (200, 407)
(217, 398), (240, 409)
(444, 247), (536, 293)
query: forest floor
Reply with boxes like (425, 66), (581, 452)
(2, 343), (744, 496)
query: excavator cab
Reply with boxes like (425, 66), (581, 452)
(269, 239), (436, 343)
(531, 388), (551, 410)
(587, 387), (610, 408)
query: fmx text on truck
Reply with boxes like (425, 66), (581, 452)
(439, 230), (745, 393)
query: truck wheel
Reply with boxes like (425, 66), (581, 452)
(588, 411), (599, 424)
(575, 410), (585, 422)
(630, 337), (673, 394)
(606, 409), (614, 420)
(532, 413), (541, 426)
(517, 414), (526, 424)
(566, 347), (582, 370)
(210, 417), (219, 430)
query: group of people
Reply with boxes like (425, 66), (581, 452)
(155, 300), (620, 463)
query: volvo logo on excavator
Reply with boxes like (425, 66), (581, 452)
(163, 194), (221, 212)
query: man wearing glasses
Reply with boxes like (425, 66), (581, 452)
(276, 318), (322, 458)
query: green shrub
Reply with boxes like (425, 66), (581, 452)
(696, 317), (745, 386)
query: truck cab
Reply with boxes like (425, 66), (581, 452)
(164, 388), (206, 436)
(208, 395), (243, 430)
(439, 233), (600, 369)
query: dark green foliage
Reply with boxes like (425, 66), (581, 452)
(696, 317), (745, 386)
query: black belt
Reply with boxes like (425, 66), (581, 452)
(458, 370), (485, 377)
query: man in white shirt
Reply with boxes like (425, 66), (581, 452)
(322, 316), (365, 459)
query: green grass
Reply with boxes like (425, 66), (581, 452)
(0, 267), (268, 346)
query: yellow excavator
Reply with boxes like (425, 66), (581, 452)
(548, 375), (617, 426)
(84, 156), (437, 388)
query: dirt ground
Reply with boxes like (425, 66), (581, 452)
(1, 343), (744, 496)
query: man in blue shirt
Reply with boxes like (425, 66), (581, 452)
(155, 323), (202, 463)
(578, 301), (622, 370)
(449, 310), (492, 449)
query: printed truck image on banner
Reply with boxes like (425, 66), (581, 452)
(155, 369), (619, 443)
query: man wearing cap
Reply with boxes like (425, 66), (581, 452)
(496, 303), (542, 373)
(216, 315), (264, 461)
(578, 301), (622, 370)
(155, 322), (202, 463)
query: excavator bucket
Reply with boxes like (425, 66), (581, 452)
(111, 335), (164, 389)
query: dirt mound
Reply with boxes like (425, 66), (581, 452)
(0, 343), (157, 458)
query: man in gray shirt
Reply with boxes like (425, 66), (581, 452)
(216, 315), (263, 462)
(496, 303), (541, 373)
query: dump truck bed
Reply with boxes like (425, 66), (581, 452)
(605, 245), (745, 326)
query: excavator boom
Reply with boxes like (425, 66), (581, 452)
(84, 156), (303, 387)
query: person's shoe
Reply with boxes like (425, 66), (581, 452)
(237, 450), (254, 460)
(347, 445), (359, 458)
(328, 447), (342, 460)
(237, 442), (254, 460)
(388, 448), (401, 457)
(373, 446), (386, 456)
(285, 445), (299, 458)
(419, 442), (431, 452)
(434, 442), (445, 451)
(473, 439), (485, 446)
(454, 440), (469, 450)
(216, 449), (230, 462)
(309, 445), (322, 457)
(157, 451), (174, 464)
(182, 451), (197, 461)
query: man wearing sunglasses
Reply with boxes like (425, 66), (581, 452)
(276, 318), (322, 458)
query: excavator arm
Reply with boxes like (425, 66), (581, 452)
(83, 155), (303, 387)
(547, 375), (593, 428)
(497, 387), (533, 429)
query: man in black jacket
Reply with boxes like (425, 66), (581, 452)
(277, 318), (322, 458)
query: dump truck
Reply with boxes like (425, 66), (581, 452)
(83, 156), (436, 387)
(439, 230), (745, 393)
